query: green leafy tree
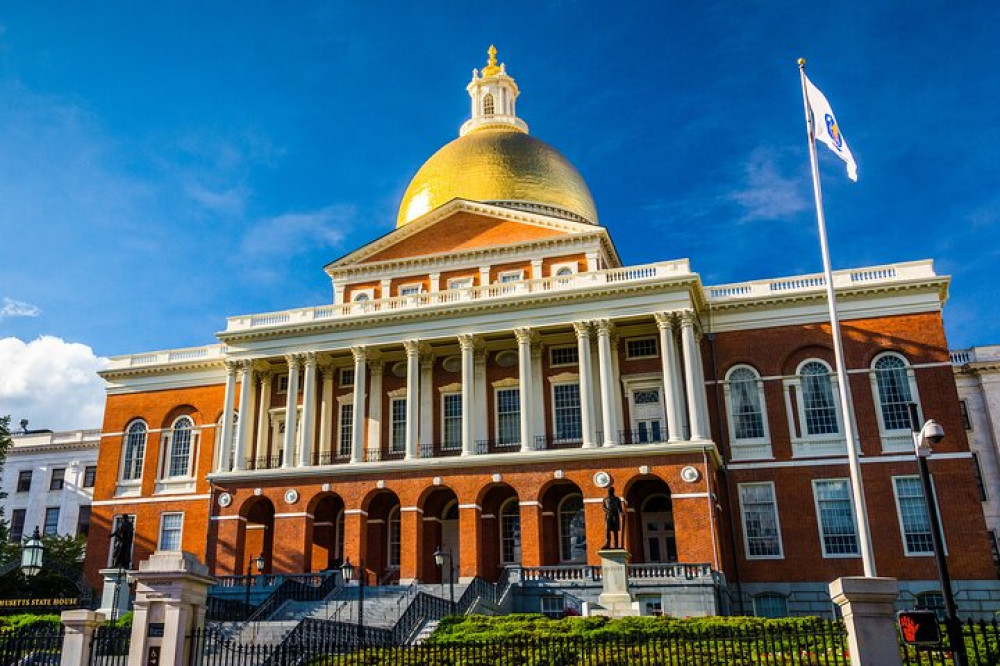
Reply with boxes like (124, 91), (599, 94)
(0, 416), (14, 562)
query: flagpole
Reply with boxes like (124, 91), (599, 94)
(798, 58), (877, 578)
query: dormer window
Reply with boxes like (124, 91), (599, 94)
(483, 93), (495, 115)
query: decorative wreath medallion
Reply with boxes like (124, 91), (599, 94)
(680, 466), (701, 483)
(284, 489), (299, 505)
(593, 471), (612, 488)
(217, 492), (233, 508)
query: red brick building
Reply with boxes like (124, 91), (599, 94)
(85, 48), (999, 618)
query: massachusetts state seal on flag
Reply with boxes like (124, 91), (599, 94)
(804, 76), (858, 181)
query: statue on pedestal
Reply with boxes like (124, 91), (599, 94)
(602, 486), (625, 550)
(110, 515), (134, 570)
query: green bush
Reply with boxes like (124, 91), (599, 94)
(0, 613), (62, 630)
(104, 611), (133, 627)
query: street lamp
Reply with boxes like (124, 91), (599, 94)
(341, 558), (365, 643)
(434, 547), (456, 615)
(21, 527), (44, 577)
(907, 403), (967, 666)
(244, 553), (264, 609)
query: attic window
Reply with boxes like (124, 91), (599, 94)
(483, 93), (495, 115)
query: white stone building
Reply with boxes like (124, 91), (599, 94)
(2, 428), (100, 544)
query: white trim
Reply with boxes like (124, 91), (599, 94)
(351, 288), (375, 303)
(92, 493), (211, 506)
(784, 359), (847, 458)
(497, 269), (524, 284)
(274, 512), (314, 519)
(869, 352), (923, 453)
(440, 391), (462, 451)
(400, 506), (423, 513)
(157, 511), (184, 551)
(494, 384), (521, 447)
(389, 396), (407, 453)
(892, 475), (947, 557)
(447, 277), (474, 290)
(210, 515), (247, 522)
(727, 451), (973, 470)
(669, 492), (712, 500)
(557, 493), (585, 563)
(737, 481), (784, 560)
(549, 345), (579, 368)
(624, 336), (659, 360)
(458, 504), (482, 511)
(398, 282), (424, 297)
(811, 478), (861, 559)
(518, 501), (541, 507)
(339, 367), (356, 387)
(723, 364), (772, 460)
(551, 262), (578, 278)
(344, 509), (368, 516)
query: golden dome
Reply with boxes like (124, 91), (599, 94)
(396, 126), (599, 228)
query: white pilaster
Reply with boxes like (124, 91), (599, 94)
(420, 354), (434, 456)
(515, 328), (534, 453)
(351, 348), (368, 464)
(429, 273), (440, 294)
(380, 278), (391, 299)
(479, 266), (491, 287)
(474, 348), (488, 445)
(233, 361), (254, 471)
(531, 342), (545, 447)
(282, 354), (300, 468)
(610, 332), (625, 441)
(586, 251), (600, 272)
(680, 311), (707, 441)
(596, 320), (619, 446)
(298, 353), (317, 467)
(333, 283), (345, 305)
(459, 335), (477, 455)
(318, 365), (334, 463)
(655, 313), (684, 442)
(255, 372), (273, 464)
(218, 362), (238, 472)
(574, 322), (597, 448)
(404, 340), (420, 460)
(531, 259), (543, 279)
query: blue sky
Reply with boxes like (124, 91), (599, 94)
(1, 2), (998, 428)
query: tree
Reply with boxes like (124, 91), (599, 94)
(0, 416), (14, 562)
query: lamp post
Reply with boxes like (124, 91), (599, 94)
(907, 403), (967, 666)
(341, 558), (365, 643)
(20, 527), (44, 577)
(244, 553), (264, 609)
(434, 547), (455, 615)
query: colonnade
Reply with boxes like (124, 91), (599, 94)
(214, 310), (712, 472)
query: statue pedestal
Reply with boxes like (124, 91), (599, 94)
(593, 549), (640, 617)
(97, 568), (132, 617)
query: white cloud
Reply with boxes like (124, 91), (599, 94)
(0, 297), (41, 319)
(0, 336), (108, 431)
(727, 148), (808, 223)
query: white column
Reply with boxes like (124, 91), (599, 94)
(318, 366), (334, 463)
(693, 329), (712, 438)
(474, 349), (488, 445)
(333, 283), (345, 305)
(297, 353), (317, 466)
(351, 347), (368, 464)
(419, 354), (434, 457)
(479, 266), (491, 287)
(404, 340), (420, 460)
(585, 251), (600, 272)
(255, 372), (273, 465)
(574, 322), (597, 448)
(655, 313), (684, 442)
(680, 311), (708, 440)
(217, 362), (238, 472)
(282, 354), (300, 468)
(515, 328), (534, 453)
(530, 259), (543, 280)
(531, 342), (545, 447)
(610, 332), (625, 441)
(233, 361), (254, 471)
(596, 320), (619, 446)
(459, 335), (477, 455)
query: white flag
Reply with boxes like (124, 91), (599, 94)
(804, 75), (858, 181)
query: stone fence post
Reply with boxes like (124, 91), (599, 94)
(830, 576), (903, 666)
(60, 609), (106, 666)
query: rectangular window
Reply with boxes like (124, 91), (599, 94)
(390, 398), (407, 452)
(49, 468), (65, 491)
(83, 466), (97, 489)
(442, 393), (462, 450)
(448, 277), (473, 290)
(550, 346), (579, 367)
(76, 506), (91, 538)
(340, 368), (355, 388)
(813, 479), (859, 556)
(499, 270), (524, 283)
(43, 508), (60, 536)
(338, 404), (353, 457)
(399, 283), (422, 296)
(496, 388), (520, 446)
(894, 476), (936, 555)
(626, 337), (658, 359)
(16, 470), (31, 493)
(9, 509), (26, 543)
(739, 482), (783, 558)
(553, 384), (582, 441)
(960, 400), (972, 430)
(540, 596), (565, 618)
(276, 374), (289, 394)
(973, 452), (988, 501)
(158, 513), (183, 551)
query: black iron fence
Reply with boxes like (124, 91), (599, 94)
(188, 620), (850, 665)
(900, 618), (1000, 665)
(0, 624), (64, 666)
(89, 625), (131, 666)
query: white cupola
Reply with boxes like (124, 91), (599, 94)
(460, 45), (529, 136)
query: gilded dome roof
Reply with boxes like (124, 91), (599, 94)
(396, 127), (599, 228)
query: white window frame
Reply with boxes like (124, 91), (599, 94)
(811, 478), (860, 558)
(398, 282), (423, 297)
(549, 345), (579, 367)
(892, 475), (947, 557)
(625, 337), (659, 360)
(351, 288), (375, 303)
(339, 367), (355, 388)
(447, 277), (474, 290)
(119, 419), (148, 486)
(869, 352), (922, 452)
(390, 397), (407, 453)
(161, 416), (197, 480)
(550, 381), (583, 442)
(724, 365), (772, 460)
(440, 392), (462, 450)
(387, 506), (401, 568)
(540, 596), (565, 618)
(158, 512), (184, 551)
(783, 359), (846, 458)
(499, 498), (522, 564)
(498, 270), (524, 284)
(752, 593), (788, 618)
(494, 386), (521, 446)
(337, 402), (353, 458)
(43, 507), (60, 536)
(551, 262), (577, 278)
(557, 494), (586, 563)
(275, 373), (289, 394)
(738, 481), (784, 560)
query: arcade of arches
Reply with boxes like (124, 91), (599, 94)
(215, 465), (711, 583)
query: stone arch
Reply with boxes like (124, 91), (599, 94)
(239, 496), (275, 574)
(362, 489), (401, 584)
(418, 485), (459, 583)
(479, 482), (519, 581)
(538, 480), (586, 565)
(625, 476), (676, 564)
(309, 492), (345, 572)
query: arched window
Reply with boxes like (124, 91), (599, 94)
(122, 420), (147, 481)
(727, 366), (767, 441)
(558, 494), (586, 562)
(167, 416), (195, 478)
(353, 292), (370, 303)
(500, 498), (522, 564)
(387, 506), (401, 569)
(555, 267), (574, 277)
(483, 93), (495, 115)
(799, 361), (839, 435)
(872, 353), (915, 431)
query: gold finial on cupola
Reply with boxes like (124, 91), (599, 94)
(482, 44), (502, 77)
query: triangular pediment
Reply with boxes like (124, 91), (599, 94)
(326, 199), (605, 270)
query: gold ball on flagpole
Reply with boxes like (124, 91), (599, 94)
(797, 57), (806, 66)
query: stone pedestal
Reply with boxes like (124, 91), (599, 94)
(829, 576), (903, 666)
(128, 551), (215, 666)
(595, 549), (639, 617)
(60, 609), (106, 666)
(98, 568), (132, 617)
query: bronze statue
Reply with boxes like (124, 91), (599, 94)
(602, 486), (625, 549)
(110, 515), (134, 570)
